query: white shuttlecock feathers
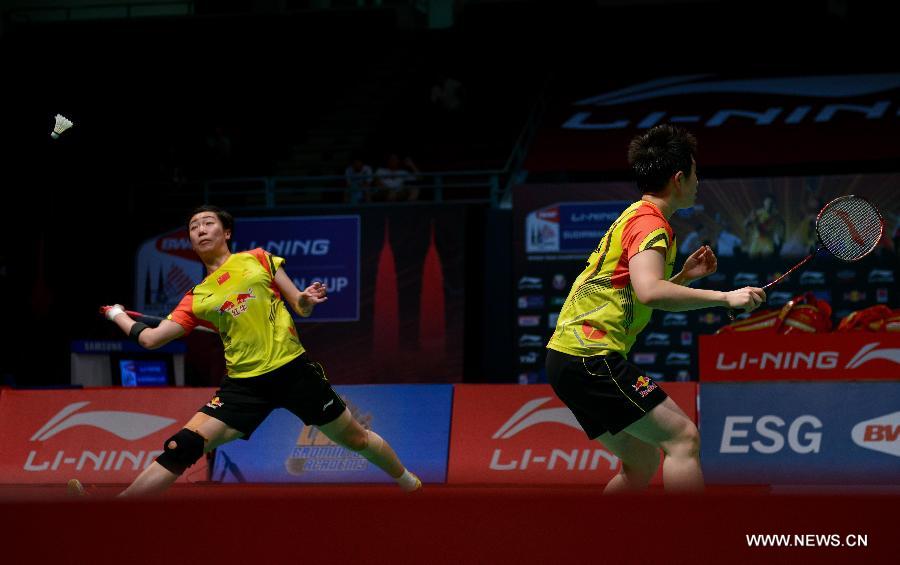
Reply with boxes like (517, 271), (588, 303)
(51, 114), (74, 139)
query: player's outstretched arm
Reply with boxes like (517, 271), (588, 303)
(273, 269), (328, 317)
(630, 249), (765, 312)
(100, 305), (185, 349)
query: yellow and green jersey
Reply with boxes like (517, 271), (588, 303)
(168, 248), (304, 378)
(548, 200), (677, 357)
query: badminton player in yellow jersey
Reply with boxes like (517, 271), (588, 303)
(74, 205), (420, 496)
(546, 125), (766, 493)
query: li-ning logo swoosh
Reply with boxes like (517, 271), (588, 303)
(492, 398), (580, 439)
(30, 402), (176, 441)
(845, 343), (900, 370)
(576, 74), (900, 106)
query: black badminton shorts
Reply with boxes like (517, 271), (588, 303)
(546, 348), (668, 439)
(199, 353), (347, 439)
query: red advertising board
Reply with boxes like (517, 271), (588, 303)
(447, 383), (697, 485)
(0, 388), (215, 484)
(700, 333), (900, 382)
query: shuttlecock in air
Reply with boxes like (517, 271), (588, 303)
(51, 114), (74, 139)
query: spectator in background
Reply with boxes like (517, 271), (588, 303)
(679, 223), (709, 255)
(714, 213), (743, 258)
(205, 125), (234, 175)
(344, 153), (374, 204)
(716, 224), (743, 258)
(744, 193), (785, 258)
(375, 153), (421, 202)
(793, 183), (824, 255)
(430, 74), (465, 114)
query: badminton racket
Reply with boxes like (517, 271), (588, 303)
(727, 195), (884, 320)
(125, 310), (217, 334)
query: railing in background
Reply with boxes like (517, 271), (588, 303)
(201, 170), (504, 210)
(6, 1), (193, 22)
(198, 79), (548, 212)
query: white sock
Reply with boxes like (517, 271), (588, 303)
(395, 469), (420, 492)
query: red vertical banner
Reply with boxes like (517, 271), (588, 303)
(447, 383), (697, 485)
(373, 218), (399, 371)
(419, 220), (446, 365)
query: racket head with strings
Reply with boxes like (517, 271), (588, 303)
(726, 194), (884, 321)
(814, 194), (884, 262)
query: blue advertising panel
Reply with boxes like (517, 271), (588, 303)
(212, 384), (452, 484)
(136, 215), (359, 322)
(231, 216), (360, 322)
(700, 382), (900, 485)
(525, 201), (628, 255)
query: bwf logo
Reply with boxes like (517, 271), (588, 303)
(852, 411), (900, 457)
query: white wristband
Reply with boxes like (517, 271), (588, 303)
(106, 306), (125, 321)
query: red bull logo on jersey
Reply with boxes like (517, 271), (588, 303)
(218, 288), (256, 318)
(206, 396), (224, 410)
(632, 375), (657, 398)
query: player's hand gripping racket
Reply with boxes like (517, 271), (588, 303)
(727, 195), (884, 321)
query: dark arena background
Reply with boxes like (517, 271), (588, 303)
(1, 1), (898, 563)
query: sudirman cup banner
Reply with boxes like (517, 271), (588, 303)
(2, 382), (897, 486)
(137, 216), (361, 323)
(212, 385), (453, 484)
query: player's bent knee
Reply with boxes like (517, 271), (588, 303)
(666, 423), (700, 458)
(681, 424), (701, 452)
(155, 428), (205, 475)
(357, 430), (384, 457)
